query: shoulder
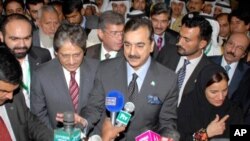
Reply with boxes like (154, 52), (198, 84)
(83, 57), (100, 69)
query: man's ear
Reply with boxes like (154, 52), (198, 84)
(0, 31), (4, 42)
(97, 29), (104, 41)
(199, 40), (208, 49)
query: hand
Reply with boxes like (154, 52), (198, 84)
(206, 114), (229, 138)
(101, 118), (126, 141)
(55, 113), (87, 127)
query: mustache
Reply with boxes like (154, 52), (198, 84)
(226, 52), (236, 57)
(13, 46), (29, 51)
(128, 55), (140, 59)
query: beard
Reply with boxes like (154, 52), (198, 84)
(10, 46), (29, 59)
(39, 30), (54, 48)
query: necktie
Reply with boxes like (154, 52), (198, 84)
(69, 72), (79, 111)
(224, 65), (231, 74)
(177, 59), (190, 90)
(105, 53), (111, 59)
(0, 116), (12, 141)
(157, 37), (163, 51)
(128, 73), (138, 101)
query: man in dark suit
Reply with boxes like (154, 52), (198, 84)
(0, 47), (53, 141)
(30, 23), (99, 129)
(81, 18), (179, 140)
(209, 32), (250, 99)
(0, 13), (51, 108)
(85, 10), (125, 61)
(150, 2), (179, 58)
(157, 13), (215, 106)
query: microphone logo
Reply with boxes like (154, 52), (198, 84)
(116, 111), (132, 126)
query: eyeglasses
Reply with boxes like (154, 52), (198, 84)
(103, 30), (124, 38)
(225, 40), (246, 53)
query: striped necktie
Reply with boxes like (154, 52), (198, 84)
(128, 73), (138, 102)
(69, 71), (79, 111)
(177, 59), (190, 90)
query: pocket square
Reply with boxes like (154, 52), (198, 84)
(147, 95), (162, 105)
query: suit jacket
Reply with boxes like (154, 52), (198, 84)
(209, 56), (250, 98)
(28, 46), (52, 77)
(5, 90), (53, 141)
(152, 29), (179, 59)
(156, 46), (214, 96)
(85, 43), (123, 60)
(30, 57), (99, 129)
(81, 57), (178, 140)
(32, 29), (40, 47)
(231, 69), (250, 124)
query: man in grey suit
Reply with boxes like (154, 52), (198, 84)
(30, 23), (99, 129)
(0, 47), (53, 141)
(81, 18), (179, 140)
(0, 13), (51, 108)
(157, 13), (216, 106)
(85, 10), (125, 61)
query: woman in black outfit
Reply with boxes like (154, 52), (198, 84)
(177, 64), (244, 141)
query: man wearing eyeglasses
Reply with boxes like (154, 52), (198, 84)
(209, 32), (250, 99)
(85, 10), (125, 61)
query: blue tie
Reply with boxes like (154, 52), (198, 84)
(177, 59), (190, 90)
(224, 65), (231, 74)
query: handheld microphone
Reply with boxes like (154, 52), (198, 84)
(54, 111), (81, 141)
(135, 130), (161, 141)
(116, 102), (135, 127)
(105, 90), (125, 125)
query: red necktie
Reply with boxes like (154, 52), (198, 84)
(157, 37), (163, 51)
(0, 116), (12, 141)
(69, 72), (79, 111)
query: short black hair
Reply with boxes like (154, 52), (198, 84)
(150, 2), (171, 20)
(26, 0), (44, 10)
(182, 12), (212, 43)
(124, 18), (154, 42)
(62, 0), (82, 16)
(0, 47), (22, 84)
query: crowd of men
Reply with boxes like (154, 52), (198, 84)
(0, 0), (249, 141)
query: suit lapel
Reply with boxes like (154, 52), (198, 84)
(130, 59), (157, 119)
(229, 62), (248, 98)
(52, 60), (73, 108)
(78, 61), (91, 113)
(5, 100), (21, 139)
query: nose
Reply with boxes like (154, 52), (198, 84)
(218, 93), (224, 100)
(69, 56), (75, 65)
(5, 92), (13, 100)
(19, 39), (26, 47)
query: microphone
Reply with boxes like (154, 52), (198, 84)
(54, 111), (81, 141)
(105, 90), (125, 125)
(116, 102), (135, 127)
(135, 130), (161, 141)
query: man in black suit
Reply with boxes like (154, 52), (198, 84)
(150, 2), (179, 58)
(85, 10), (125, 61)
(0, 14), (51, 108)
(209, 32), (250, 99)
(157, 13), (215, 106)
(0, 47), (53, 141)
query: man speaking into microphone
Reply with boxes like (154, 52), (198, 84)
(80, 18), (179, 140)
